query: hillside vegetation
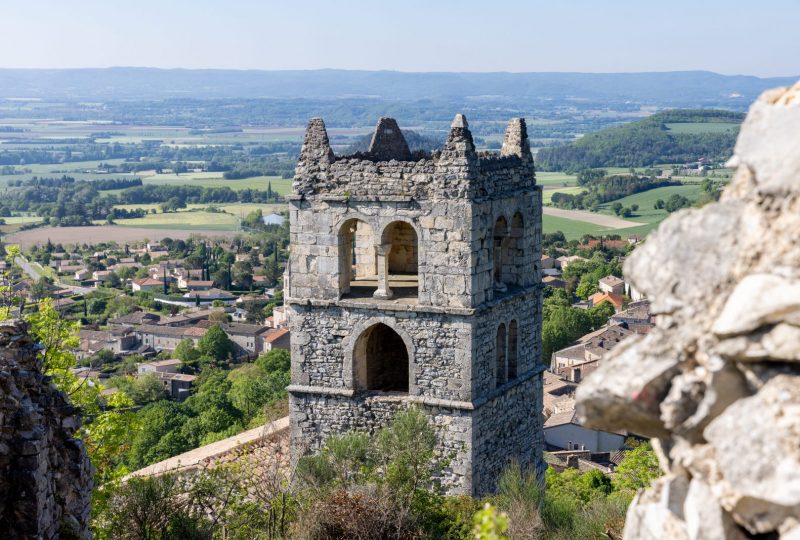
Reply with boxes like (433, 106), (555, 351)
(537, 109), (744, 171)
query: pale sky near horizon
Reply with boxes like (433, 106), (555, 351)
(1, 0), (797, 77)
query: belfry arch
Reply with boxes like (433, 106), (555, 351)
(353, 323), (410, 393)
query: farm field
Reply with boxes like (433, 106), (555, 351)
(542, 186), (585, 204)
(597, 184), (703, 224)
(106, 211), (241, 231)
(536, 171), (577, 187)
(113, 202), (287, 216)
(5, 226), (240, 250)
(542, 214), (660, 241)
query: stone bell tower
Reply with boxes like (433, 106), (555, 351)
(286, 114), (545, 495)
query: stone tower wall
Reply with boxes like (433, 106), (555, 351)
(288, 113), (544, 496)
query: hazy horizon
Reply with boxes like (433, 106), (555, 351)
(3, 0), (798, 78)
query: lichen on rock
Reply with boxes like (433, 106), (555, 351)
(577, 81), (800, 539)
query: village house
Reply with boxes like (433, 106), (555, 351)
(588, 291), (625, 311)
(77, 327), (137, 358)
(551, 325), (634, 382)
(137, 358), (182, 375)
(597, 275), (625, 295)
(220, 323), (273, 358)
(542, 276), (567, 289)
(74, 268), (90, 281)
(271, 305), (289, 328)
(262, 327), (290, 352)
(135, 324), (207, 351)
(609, 300), (655, 333)
(182, 288), (236, 303)
(132, 277), (164, 292)
(109, 311), (161, 327)
(555, 255), (588, 270)
(185, 280), (213, 291)
(544, 404), (626, 453)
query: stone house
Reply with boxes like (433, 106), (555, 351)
(137, 358), (182, 375)
(598, 275), (625, 295)
(132, 278), (164, 292)
(220, 323), (272, 358)
(135, 324), (206, 351)
(287, 115), (544, 495)
(588, 291), (625, 311)
(544, 408), (626, 453)
(262, 327), (290, 352)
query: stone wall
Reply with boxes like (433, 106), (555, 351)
(577, 81), (800, 539)
(0, 320), (93, 539)
(289, 113), (544, 497)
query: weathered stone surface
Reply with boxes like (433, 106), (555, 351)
(577, 80), (800, 538)
(704, 375), (800, 533)
(288, 115), (544, 496)
(0, 319), (93, 539)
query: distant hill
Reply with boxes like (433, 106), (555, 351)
(342, 130), (443, 154)
(536, 109), (745, 171)
(0, 68), (795, 106)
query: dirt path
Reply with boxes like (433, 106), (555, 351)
(5, 226), (240, 249)
(543, 207), (641, 228)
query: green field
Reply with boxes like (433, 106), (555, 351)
(1, 215), (44, 224)
(543, 214), (661, 241)
(107, 211), (242, 231)
(536, 171), (577, 187)
(542, 186), (585, 204)
(113, 202), (287, 216)
(597, 184), (702, 224)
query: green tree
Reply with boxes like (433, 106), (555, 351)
(196, 325), (233, 362)
(613, 442), (662, 492)
(127, 401), (191, 469)
(173, 338), (200, 363)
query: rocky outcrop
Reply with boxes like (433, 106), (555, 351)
(577, 81), (800, 539)
(0, 320), (93, 539)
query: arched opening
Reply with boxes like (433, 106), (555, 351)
(508, 320), (518, 380)
(354, 323), (409, 393)
(381, 221), (419, 298)
(493, 216), (510, 291)
(495, 323), (507, 388)
(338, 219), (376, 296)
(510, 212), (524, 285)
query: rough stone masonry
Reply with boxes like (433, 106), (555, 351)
(577, 81), (800, 539)
(287, 114), (546, 495)
(0, 320), (93, 539)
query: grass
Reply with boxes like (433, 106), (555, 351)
(107, 211), (242, 231)
(1, 215), (44, 224)
(543, 214), (662, 241)
(597, 184), (702, 224)
(537, 172), (577, 187)
(112, 202), (287, 217)
(542, 186), (585, 205)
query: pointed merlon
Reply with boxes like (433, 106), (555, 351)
(500, 118), (531, 160)
(368, 117), (411, 161)
(443, 113), (476, 156)
(298, 117), (334, 165)
(451, 114), (469, 129)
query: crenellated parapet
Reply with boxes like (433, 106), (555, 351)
(291, 114), (536, 201)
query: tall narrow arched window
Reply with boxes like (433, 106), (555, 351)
(508, 320), (518, 380)
(493, 216), (509, 289)
(510, 212), (524, 286)
(380, 221), (419, 298)
(338, 219), (376, 297)
(353, 323), (409, 393)
(495, 323), (507, 388)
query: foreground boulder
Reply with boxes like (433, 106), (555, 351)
(0, 320), (93, 539)
(577, 81), (800, 539)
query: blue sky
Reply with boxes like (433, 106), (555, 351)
(2, 0), (797, 76)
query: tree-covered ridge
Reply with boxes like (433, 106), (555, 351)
(537, 109), (745, 171)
